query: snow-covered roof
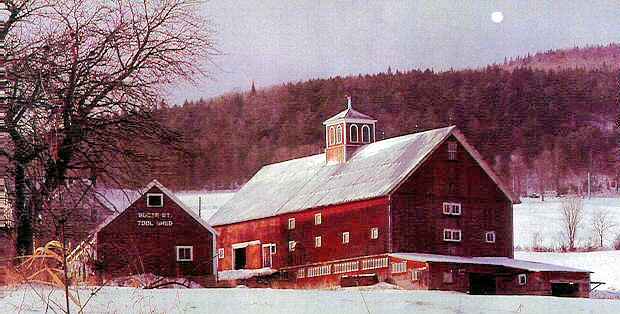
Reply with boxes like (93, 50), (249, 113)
(209, 126), (517, 226)
(390, 253), (590, 273)
(93, 179), (219, 236)
(322, 106), (377, 125)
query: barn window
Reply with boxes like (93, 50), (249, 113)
(448, 141), (457, 160)
(218, 248), (224, 259)
(328, 126), (336, 146)
(175, 246), (193, 262)
(288, 240), (296, 252)
(443, 228), (462, 242)
(147, 193), (163, 207)
(314, 236), (322, 248)
(370, 227), (379, 239)
(442, 202), (461, 215)
(443, 272), (454, 284)
(517, 274), (527, 285)
(314, 213), (322, 225)
(362, 125), (371, 143)
(484, 231), (496, 243)
(336, 125), (343, 144)
(350, 125), (358, 142)
(342, 232), (350, 244)
(288, 218), (295, 230)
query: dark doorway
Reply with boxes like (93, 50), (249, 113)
(469, 273), (496, 295)
(234, 247), (246, 270)
(552, 283), (580, 297)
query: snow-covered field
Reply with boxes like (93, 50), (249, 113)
(513, 197), (620, 249)
(1, 284), (619, 314)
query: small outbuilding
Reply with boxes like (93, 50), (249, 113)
(69, 179), (218, 285)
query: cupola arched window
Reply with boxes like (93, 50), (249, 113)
(328, 126), (335, 146)
(362, 125), (371, 143)
(336, 125), (343, 144)
(349, 125), (358, 143)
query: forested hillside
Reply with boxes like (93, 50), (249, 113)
(143, 45), (617, 196)
(501, 44), (619, 72)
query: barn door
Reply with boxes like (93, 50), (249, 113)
(234, 248), (246, 270)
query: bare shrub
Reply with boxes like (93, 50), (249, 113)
(560, 196), (583, 251)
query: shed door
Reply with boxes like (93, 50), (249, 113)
(552, 283), (580, 297)
(469, 273), (496, 295)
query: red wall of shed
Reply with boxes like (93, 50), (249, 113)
(97, 187), (215, 278)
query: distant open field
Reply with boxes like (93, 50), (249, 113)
(513, 197), (620, 249)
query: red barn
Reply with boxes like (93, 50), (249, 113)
(210, 101), (590, 296)
(70, 180), (218, 285)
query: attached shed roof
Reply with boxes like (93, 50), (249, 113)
(209, 126), (517, 226)
(390, 253), (590, 273)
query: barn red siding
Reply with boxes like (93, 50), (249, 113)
(391, 136), (513, 258)
(214, 198), (389, 271)
(97, 186), (215, 278)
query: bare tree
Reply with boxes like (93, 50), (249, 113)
(0, 0), (218, 255)
(560, 196), (583, 251)
(591, 210), (616, 247)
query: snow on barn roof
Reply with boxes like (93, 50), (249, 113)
(390, 253), (591, 273)
(209, 126), (517, 226)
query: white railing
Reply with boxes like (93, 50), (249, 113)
(334, 261), (359, 274)
(307, 265), (331, 278)
(361, 257), (389, 270)
(391, 262), (407, 274)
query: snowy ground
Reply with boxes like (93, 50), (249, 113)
(1, 284), (619, 314)
(513, 197), (620, 249)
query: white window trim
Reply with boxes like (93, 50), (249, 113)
(314, 213), (322, 225)
(218, 248), (224, 259)
(442, 202), (462, 216)
(231, 240), (261, 249)
(448, 141), (458, 160)
(370, 227), (379, 240)
(517, 273), (527, 285)
(314, 236), (322, 248)
(336, 125), (343, 144)
(349, 125), (358, 143)
(146, 193), (164, 207)
(443, 228), (462, 242)
(342, 231), (350, 244)
(329, 126), (335, 146)
(288, 218), (295, 230)
(288, 240), (296, 252)
(175, 246), (193, 262)
(362, 125), (371, 143)
(485, 231), (496, 243)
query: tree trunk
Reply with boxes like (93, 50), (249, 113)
(15, 163), (32, 257)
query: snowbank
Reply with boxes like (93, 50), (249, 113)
(218, 268), (277, 281)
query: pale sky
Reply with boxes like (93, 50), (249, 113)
(166, 1), (617, 105)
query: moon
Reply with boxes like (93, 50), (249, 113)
(491, 11), (504, 23)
